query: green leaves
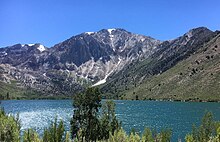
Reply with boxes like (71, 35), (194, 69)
(185, 111), (220, 142)
(99, 100), (121, 140)
(158, 129), (172, 142)
(109, 128), (128, 142)
(71, 87), (102, 141)
(23, 129), (41, 142)
(71, 88), (121, 141)
(185, 134), (194, 142)
(142, 128), (154, 142)
(0, 108), (20, 142)
(42, 117), (65, 142)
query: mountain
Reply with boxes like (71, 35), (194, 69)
(1, 27), (219, 101)
(0, 28), (160, 98)
(48, 28), (160, 83)
(100, 27), (220, 101)
(125, 32), (220, 102)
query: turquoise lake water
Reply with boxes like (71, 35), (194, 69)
(1, 100), (220, 141)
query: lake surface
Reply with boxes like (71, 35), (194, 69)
(1, 100), (220, 141)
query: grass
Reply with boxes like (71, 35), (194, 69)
(0, 81), (27, 99)
(0, 81), (72, 100)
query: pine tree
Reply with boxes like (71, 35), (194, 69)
(100, 100), (121, 140)
(70, 87), (102, 141)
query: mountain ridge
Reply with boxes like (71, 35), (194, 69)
(0, 27), (219, 100)
(100, 27), (220, 101)
(0, 28), (160, 98)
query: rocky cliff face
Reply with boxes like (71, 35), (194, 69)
(0, 28), (160, 96)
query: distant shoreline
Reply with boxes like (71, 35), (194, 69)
(1, 97), (220, 103)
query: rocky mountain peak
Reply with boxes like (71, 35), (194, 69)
(184, 27), (213, 39)
(97, 28), (127, 33)
(188, 27), (212, 34)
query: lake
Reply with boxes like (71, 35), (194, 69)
(1, 100), (220, 141)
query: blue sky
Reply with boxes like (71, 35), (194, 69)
(0, 0), (220, 47)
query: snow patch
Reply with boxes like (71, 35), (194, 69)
(1, 51), (7, 56)
(109, 34), (114, 39)
(85, 32), (94, 35)
(92, 78), (106, 87)
(107, 29), (116, 34)
(37, 45), (46, 52)
(109, 34), (114, 42)
(28, 44), (35, 46)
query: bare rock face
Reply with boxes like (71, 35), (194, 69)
(0, 28), (160, 96)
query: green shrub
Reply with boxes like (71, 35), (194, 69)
(42, 117), (65, 142)
(0, 108), (20, 142)
(186, 112), (219, 142)
(109, 128), (128, 142)
(23, 129), (41, 142)
(185, 134), (194, 142)
(141, 128), (154, 142)
(157, 129), (172, 142)
(129, 132), (140, 142)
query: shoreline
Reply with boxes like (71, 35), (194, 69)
(1, 97), (220, 103)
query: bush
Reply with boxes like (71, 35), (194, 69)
(23, 129), (41, 142)
(109, 128), (128, 142)
(0, 108), (20, 142)
(129, 132), (140, 142)
(185, 112), (220, 142)
(141, 128), (154, 142)
(185, 134), (194, 142)
(42, 117), (65, 142)
(158, 129), (172, 142)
